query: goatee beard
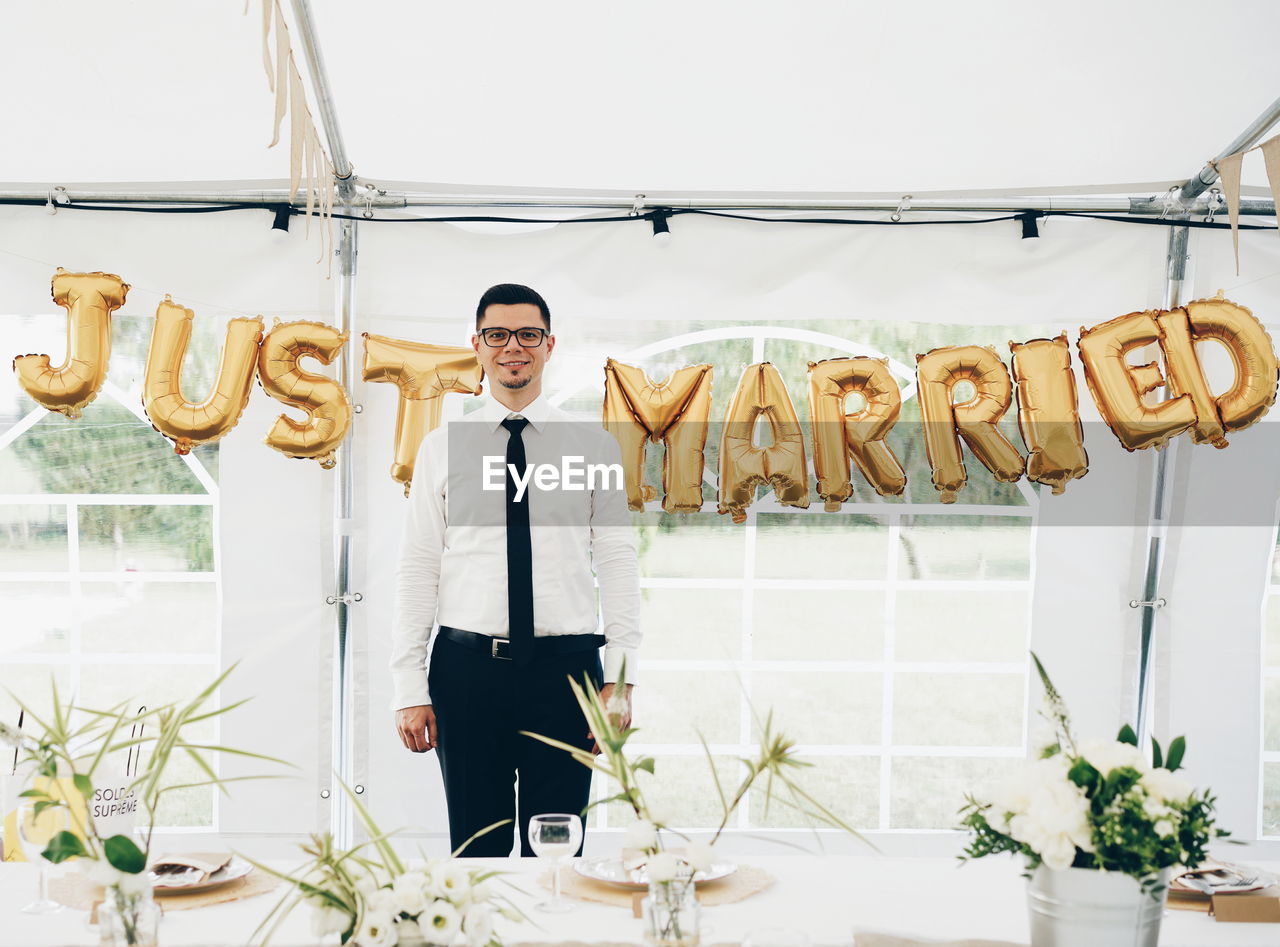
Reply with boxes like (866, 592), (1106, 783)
(499, 375), (532, 390)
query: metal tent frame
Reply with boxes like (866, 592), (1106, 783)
(4, 0), (1277, 843)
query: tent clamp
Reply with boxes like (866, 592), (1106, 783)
(326, 592), (363, 606)
(1129, 598), (1166, 610)
(630, 194), (647, 216)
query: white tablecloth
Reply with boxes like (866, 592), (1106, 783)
(3, 855), (1279, 946)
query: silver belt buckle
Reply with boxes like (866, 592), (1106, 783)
(491, 637), (511, 660)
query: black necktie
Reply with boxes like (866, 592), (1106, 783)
(501, 417), (534, 664)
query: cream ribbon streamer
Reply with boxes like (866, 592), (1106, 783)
(256, 0), (336, 264)
(1212, 132), (1280, 276)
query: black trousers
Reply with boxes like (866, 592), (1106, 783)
(428, 632), (602, 857)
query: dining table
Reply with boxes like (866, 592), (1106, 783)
(3, 854), (1280, 946)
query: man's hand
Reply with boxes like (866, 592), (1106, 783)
(589, 683), (634, 755)
(397, 705), (437, 753)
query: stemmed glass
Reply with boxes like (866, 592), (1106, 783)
(18, 803), (68, 914)
(528, 813), (582, 913)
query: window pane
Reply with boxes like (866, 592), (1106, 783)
(0, 664), (72, 723)
(81, 582), (217, 654)
(78, 505), (214, 572)
(640, 588), (741, 660)
(606, 755), (743, 830)
(753, 589), (883, 661)
(633, 670), (740, 744)
(1265, 763), (1280, 837)
(634, 515), (744, 579)
(755, 513), (888, 580)
(8, 402), (213, 495)
(0, 505), (67, 570)
(893, 673), (1024, 746)
(1267, 598), (1280, 667)
(895, 590), (1028, 663)
(897, 515), (1032, 580)
(1266, 679), (1280, 753)
(891, 756), (1022, 829)
(752, 672), (882, 745)
(749, 755), (879, 830)
(0, 581), (72, 653)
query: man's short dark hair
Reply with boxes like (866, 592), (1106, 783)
(475, 283), (551, 330)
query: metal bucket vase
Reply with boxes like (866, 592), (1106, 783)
(1027, 865), (1168, 947)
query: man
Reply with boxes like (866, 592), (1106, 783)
(391, 283), (640, 857)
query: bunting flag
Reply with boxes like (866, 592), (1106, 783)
(257, 0), (336, 265)
(1215, 150), (1244, 276)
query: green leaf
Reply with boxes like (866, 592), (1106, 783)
(633, 757), (656, 775)
(42, 830), (86, 863)
(17, 788), (48, 800)
(1117, 724), (1138, 747)
(33, 799), (60, 820)
(1166, 736), (1186, 772)
(1151, 737), (1163, 770)
(1067, 758), (1101, 791)
(103, 834), (146, 874)
(73, 773), (94, 802)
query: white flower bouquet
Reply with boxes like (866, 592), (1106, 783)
(959, 655), (1226, 891)
(252, 786), (523, 947)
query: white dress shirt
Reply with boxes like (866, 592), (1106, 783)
(390, 392), (642, 710)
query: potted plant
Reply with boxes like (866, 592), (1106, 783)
(250, 784), (526, 946)
(958, 655), (1226, 947)
(525, 667), (869, 946)
(5, 667), (285, 947)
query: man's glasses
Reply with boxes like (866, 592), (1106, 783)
(478, 327), (549, 348)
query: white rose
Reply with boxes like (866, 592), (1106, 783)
(624, 819), (658, 851)
(432, 862), (472, 903)
(392, 871), (430, 916)
(355, 910), (397, 947)
(1141, 767), (1193, 805)
(646, 852), (679, 883)
(1003, 757), (1093, 867)
(395, 918), (424, 945)
(470, 878), (494, 904)
(310, 905), (351, 938)
(684, 841), (715, 873)
(1079, 740), (1150, 777)
(1154, 819), (1175, 838)
(421, 900), (462, 943)
(463, 902), (495, 947)
(644, 800), (676, 827)
(367, 886), (399, 917)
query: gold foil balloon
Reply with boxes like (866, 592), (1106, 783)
(13, 269), (129, 419)
(1008, 335), (1089, 494)
(602, 358), (713, 512)
(718, 362), (810, 523)
(257, 320), (353, 468)
(1076, 311), (1196, 452)
(807, 357), (906, 509)
(916, 345), (1025, 503)
(142, 297), (263, 454)
(361, 333), (484, 496)
(1158, 296), (1279, 446)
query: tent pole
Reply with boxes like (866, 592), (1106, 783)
(0, 188), (1271, 216)
(1133, 223), (1187, 744)
(1132, 94), (1280, 743)
(329, 215), (359, 848)
(287, 0), (354, 181)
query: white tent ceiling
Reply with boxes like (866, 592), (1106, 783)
(5, 0), (1280, 194)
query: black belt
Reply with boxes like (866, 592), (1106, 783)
(437, 625), (606, 661)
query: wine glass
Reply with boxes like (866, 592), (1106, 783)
(528, 813), (582, 913)
(18, 802), (68, 914)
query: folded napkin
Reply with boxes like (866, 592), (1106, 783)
(150, 852), (233, 884)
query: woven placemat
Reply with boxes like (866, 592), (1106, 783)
(539, 862), (774, 909)
(49, 869), (282, 917)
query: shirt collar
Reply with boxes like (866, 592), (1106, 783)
(481, 392), (552, 434)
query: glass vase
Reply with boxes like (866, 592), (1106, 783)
(99, 881), (160, 947)
(643, 877), (700, 947)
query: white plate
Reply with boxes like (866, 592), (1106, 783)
(574, 854), (736, 889)
(149, 857), (252, 895)
(1171, 864), (1277, 896)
